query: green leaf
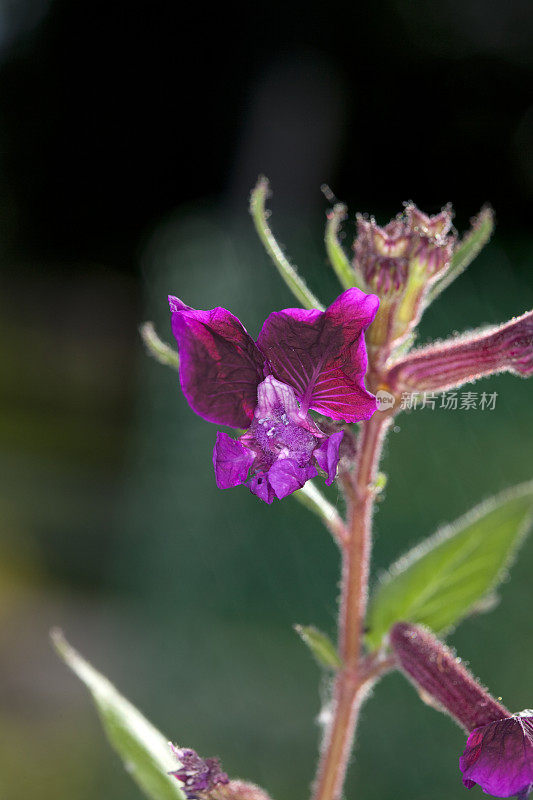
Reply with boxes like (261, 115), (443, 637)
(294, 624), (342, 670)
(366, 481), (533, 650)
(52, 630), (185, 800)
(249, 176), (325, 311)
(428, 206), (494, 304)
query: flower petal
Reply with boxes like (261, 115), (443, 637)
(460, 714), (533, 798)
(267, 458), (318, 500)
(314, 431), (344, 485)
(169, 297), (265, 428)
(213, 432), (255, 489)
(388, 310), (533, 394)
(256, 288), (379, 422)
(248, 472), (275, 504)
(254, 374), (301, 422)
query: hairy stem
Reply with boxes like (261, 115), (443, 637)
(249, 176), (325, 311)
(311, 413), (390, 800)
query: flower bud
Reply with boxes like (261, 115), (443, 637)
(387, 310), (533, 394)
(353, 203), (455, 354)
(169, 746), (272, 800)
(391, 625), (533, 798)
(217, 780), (273, 800)
(390, 622), (508, 731)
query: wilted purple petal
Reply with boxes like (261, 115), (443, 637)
(388, 310), (533, 393)
(460, 713), (533, 798)
(314, 431), (344, 485)
(169, 297), (264, 428)
(267, 458), (318, 499)
(213, 432), (255, 489)
(256, 288), (379, 423)
(169, 745), (229, 799)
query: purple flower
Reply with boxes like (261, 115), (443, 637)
(169, 289), (379, 501)
(390, 624), (533, 799)
(169, 746), (229, 799)
(460, 712), (533, 799)
(213, 376), (344, 503)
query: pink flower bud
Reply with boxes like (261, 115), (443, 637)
(391, 625), (533, 798)
(218, 780), (273, 800)
(387, 310), (533, 393)
(390, 623), (509, 732)
(353, 204), (456, 350)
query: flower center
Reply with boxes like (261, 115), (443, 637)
(247, 405), (318, 468)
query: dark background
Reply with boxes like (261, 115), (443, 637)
(0, 1), (532, 799)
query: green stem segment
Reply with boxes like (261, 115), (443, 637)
(427, 206), (494, 304)
(324, 204), (365, 292)
(294, 482), (347, 547)
(140, 322), (180, 371)
(311, 413), (391, 800)
(249, 176), (324, 311)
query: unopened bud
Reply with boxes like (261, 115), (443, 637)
(387, 310), (533, 394)
(390, 622), (508, 732)
(353, 203), (455, 352)
(169, 746), (272, 800)
(217, 780), (273, 800)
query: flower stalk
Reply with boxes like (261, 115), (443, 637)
(249, 176), (325, 311)
(312, 412), (391, 800)
(149, 182), (533, 800)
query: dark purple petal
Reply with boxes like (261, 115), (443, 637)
(169, 297), (191, 313)
(213, 432), (255, 489)
(460, 713), (533, 798)
(267, 458), (318, 499)
(256, 288), (379, 423)
(314, 431), (344, 485)
(248, 472), (275, 504)
(169, 296), (265, 428)
(388, 310), (533, 394)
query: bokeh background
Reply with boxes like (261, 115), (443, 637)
(1, 1), (532, 798)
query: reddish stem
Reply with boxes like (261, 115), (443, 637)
(311, 413), (391, 800)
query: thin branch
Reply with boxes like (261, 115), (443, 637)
(140, 322), (180, 371)
(294, 481), (347, 547)
(249, 176), (325, 311)
(324, 203), (365, 291)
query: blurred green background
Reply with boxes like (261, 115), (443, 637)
(0, 1), (532, 799)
